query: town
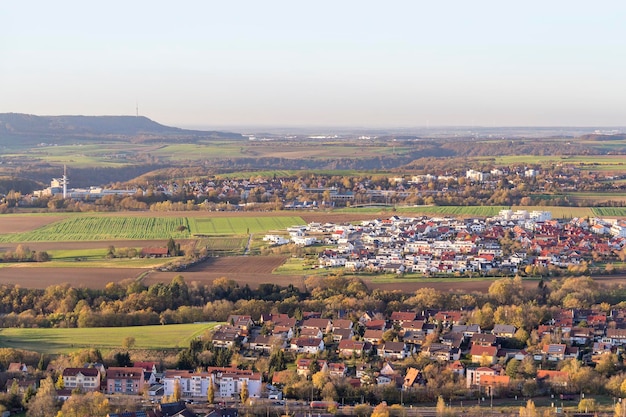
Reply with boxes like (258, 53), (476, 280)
(8, 164), (626, 213)
(268, 210), (626, 277)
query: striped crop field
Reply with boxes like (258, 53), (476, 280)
(338, 206), (508, 216)
(396, 206), (509, 216)
(592, 207), (626, 217)
(0, 322), (220, 354)
(189, 216), (305, 235)
(0, 216), (191, 242)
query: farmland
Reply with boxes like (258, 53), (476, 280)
(202, 236), (248, 256)
(593, 207), (626, 217)
(0, 214), (306, 242)
(189, 216), (304, 235)
(0, 322), (220, 354)
(0, 216), (191, 242)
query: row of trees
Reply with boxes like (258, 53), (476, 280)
(1, 244), (49, 263)
(0, 272), (624, 329)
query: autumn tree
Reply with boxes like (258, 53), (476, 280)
(56, 391), (110, 417)
(578, 398), (596, 413)
(26, 376), (58, 417)
(519, 399), (537, 417)
(122, 337), (136, 350)
(55, 374), (65, 390)
(371, 402), (390, 417)
(173, 379), (181, 402)
(240, 379), (249, 404)
(207, 381), (215, 404)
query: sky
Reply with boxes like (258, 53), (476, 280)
(1, 1), (626, 128)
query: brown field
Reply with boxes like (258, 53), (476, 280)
(0, 267), (144, 289)
(142, 256), (306, 289)
(299, 212), (381, 224)
(0, 215), (65, 233)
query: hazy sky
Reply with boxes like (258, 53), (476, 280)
(2, 1), (625, 128)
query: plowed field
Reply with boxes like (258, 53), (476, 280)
(142, 256), (305, 289)
(0, 215), (65, 233)
(0, 267), (144, 289)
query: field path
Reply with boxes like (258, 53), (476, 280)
(243, 234), (252, 256)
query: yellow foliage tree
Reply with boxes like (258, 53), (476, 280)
(519, 399), (537, 417)
(371, 402), (390, 417)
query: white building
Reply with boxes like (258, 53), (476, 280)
(163, 368), (262, 399)
(529, 211), (552, 222)
(466, 170), (488, 182)
(610, 221), (626, 238)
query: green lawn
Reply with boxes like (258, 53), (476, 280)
(0, 322), (221, 354)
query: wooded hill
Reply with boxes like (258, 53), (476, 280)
(0, 113), (243, 145)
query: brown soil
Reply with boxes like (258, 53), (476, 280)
(0, 267), (145, 289)
(142, 256), (306, 289)
(0, 215), (64, 233)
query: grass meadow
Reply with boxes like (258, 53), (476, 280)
(0, 322), (220, 354)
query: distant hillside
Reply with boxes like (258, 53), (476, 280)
(579, 133), (626, 141)
(0, 113), (243, 144)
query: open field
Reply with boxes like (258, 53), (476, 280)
(0, 214), (66, 233)
(142, 256), (304, 289)
(0, 322), (220, 354)
(566, 192), (626, 204)
(189, 216), (304, 235)
(0, 267), (146, 288)
(0, 212), (306, 242)
(593, 207), (626, 217)
(0, 216), (191, 242)
(0, 239), (194, 253)
(217, 169), (393, 179)
(490, 154), (626, 171)
(397, 206), (508, 216)
(511, 205), (595, 218)
(203, 236), (248, 255)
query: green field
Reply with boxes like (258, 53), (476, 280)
(189, 216), (304, 235)
(203, 236), (248, 255)
(273, 257), (327, 276)
(490, 154), (626, 171)
(396, 206), (509, 216)
(13, 143), (143, 168)
(0, 216), (191, 242)
(0, 322), (220, 354)
(0, 214), (304, 243)
(592, 207), (626, 217)
(339, 206), (508, 216)
(566, 192), (626, 204)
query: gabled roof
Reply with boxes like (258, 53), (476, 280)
(63, 367), (100, 377)
(404, 367), (420, 387)
(470, 345), (498, 357)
